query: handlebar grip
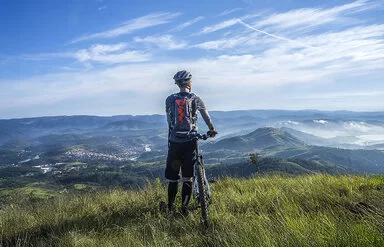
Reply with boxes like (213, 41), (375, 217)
(207, 130), (218, 138)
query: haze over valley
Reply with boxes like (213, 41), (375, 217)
(1, 109), (383, 197)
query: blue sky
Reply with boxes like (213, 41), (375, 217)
(1, 0), (383, 119)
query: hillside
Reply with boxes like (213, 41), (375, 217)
(206, 127), (304, 152)
(1, 174), (383, 246)
(101, 120), (162, 131)
(262, 145), (384, 174)
(205, 157), (349, 177)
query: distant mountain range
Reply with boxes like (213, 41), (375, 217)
(0, 115), (166, 146)
(2, 109), (383, 148)
(1, 110), (383, 175)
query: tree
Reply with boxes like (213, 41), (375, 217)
(249, 153), (260, 173)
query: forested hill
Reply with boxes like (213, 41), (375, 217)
(205, 127), (304, 152)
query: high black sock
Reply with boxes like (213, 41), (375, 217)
(182, 181), (192, 206)
(168, 182), (178, 209)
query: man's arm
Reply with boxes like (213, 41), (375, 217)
(165, 96), (172, 127)
(166, 96), (175, 139)
(195, 96), (215, 132)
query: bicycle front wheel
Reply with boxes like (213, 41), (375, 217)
(196, 162), (209, 222)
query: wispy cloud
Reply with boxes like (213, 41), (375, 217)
(294, 24), (384, 70)
(193, 39), (237, 50)
(198, 18), (240, 34)
(218, 8), (243, 17)
(70, 12), (181, 44)
(74, 43), (151, 63)
(134, 35), (188, 50)
(170, 16), (204, 32)
(20, 43), (152, 64)
(193, 35), (250, 50)
(238, 19), (315, 48)
(256, 0), (373, 31)
(197, 13), (261, 35)
(98, 5), (107, 11)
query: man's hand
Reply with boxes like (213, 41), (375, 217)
(207, 129), (218, 138)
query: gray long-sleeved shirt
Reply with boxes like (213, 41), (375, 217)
(166, 92), (214, 142)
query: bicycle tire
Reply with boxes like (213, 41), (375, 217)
(196, 161), (209, 222)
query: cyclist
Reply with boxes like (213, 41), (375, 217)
(165, 70), (217, 215)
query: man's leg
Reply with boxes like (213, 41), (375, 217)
(165, 141), (182, 212)
(168, 180), (178, 211)
(181, 140), (197, 211)
(181, 177), (193, 207)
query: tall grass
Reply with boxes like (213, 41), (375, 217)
(1, 174), (383, 246)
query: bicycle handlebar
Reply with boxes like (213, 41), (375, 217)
(187, 131), (217, 140)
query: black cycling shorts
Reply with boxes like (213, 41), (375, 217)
(165, 140), (197, 180)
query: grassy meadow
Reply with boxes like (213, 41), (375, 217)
(1, 174), (383, 246)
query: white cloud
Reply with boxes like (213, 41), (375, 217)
(1, 47), (383, 118)
(294, 24), (384, 70)
(193, 39), (235, 50)
(74, 43), (151, 63)
(194, 17), (384, 72)
(134, 35), (188, 50)
(19, 43), (152, 64)
(3, 1), (384, 117)
(199, 18), (240, 34)
(218, 8), (243, 17)
(79, 43), (128, 56)
(70, 12), (181, 43)
(170, 16), (204, 32)
(256, 0), (373, 31)
(6, 20), (384, 115)
(197, 12), (264, 35)
(238, 19), (314, 48)
(313, 120), (328, 124)
(193, 36), (250, 50)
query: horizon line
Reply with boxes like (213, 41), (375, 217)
(1, 108), (384, 121)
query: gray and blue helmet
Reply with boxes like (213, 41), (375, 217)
(173, 70), (192, 85)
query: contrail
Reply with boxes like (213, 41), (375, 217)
(237, 19), (315, 49)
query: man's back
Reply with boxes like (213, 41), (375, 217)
(166, 92), (213, 143)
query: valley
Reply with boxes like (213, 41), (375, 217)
(1, 110), (383, 203)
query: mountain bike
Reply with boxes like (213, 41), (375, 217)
(188, 131), (215, 224)
(159, 131), (216, 224)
